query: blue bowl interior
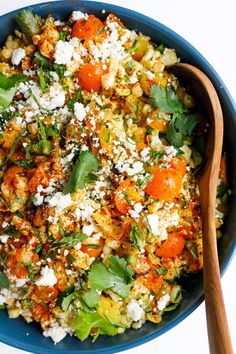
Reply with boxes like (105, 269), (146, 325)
(0, 1), (235, 353)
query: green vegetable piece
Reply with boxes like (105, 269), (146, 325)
(6, 128), (26, 163)
(108, 255), (133, 283)
(155, 43), (166, 53)
(52, 232), (87, 249)
(0, 270), (9, 289)
(125, 60), (133, 70)
(39, 68), (46, 91)
(130, 224), (145, 251)
(15, 10), (41, 42)
(59, 31), (67, 41)
(63, 151), (99, 193)
(163, 303), (179, 312)
(150, 85), (185, 113)
(0, 87), (17, 113)
(190, 244), (199, 259)
(155, 267), (168, 275)
(74, 311), (117, 341)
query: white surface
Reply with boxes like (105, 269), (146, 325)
(0, 1), (235, 353)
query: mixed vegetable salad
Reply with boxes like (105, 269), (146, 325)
(0, 9), (228, 343)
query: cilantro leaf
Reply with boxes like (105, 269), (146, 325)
(0, 73), (28, 90)
(88, 256), (133, 299)
(167, 113), (198, 148)
(74, 311), (118, 341)
(108, 255), (133, 284)
(130, 224), (145, 251)
(63, 151), (100, 193)
(57, 285), (75, 310)
(150, 85), (185, 113)
(83, 289), (100, 309)
(0, 270), (10, 289)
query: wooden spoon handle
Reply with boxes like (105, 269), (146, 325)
(202, 206), (234, 354)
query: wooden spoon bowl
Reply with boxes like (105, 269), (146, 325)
(171, 63), (233, 354)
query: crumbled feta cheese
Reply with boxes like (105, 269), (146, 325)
(127, 299), (145, 322)
(0, 294), (6, 305)
(127, 161), (144, 176)
(43, 323), (67, 344)
(35, 266), (57, 287)
(82, 224), (94, 236)
(133, 202), (144, 214)
(74, 102), (86, 122)
(47, 192), (72, 212)
(33, 192), (44, 206)
(2, 221), (9, 228)
(54, 40), (74, 65)
(12, 48), (26, 65)
(0, 235), (9, 243)
(157, 294), (170, 311)
(71, 11), (87, 21)
(74, 242), (81, 250)
(146, 214), (159, 236)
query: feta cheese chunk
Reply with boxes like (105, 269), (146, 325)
(127, 299), (144, 322)
(71, 11), (87, 21)
(157, 294), (170, 311)
(146, 214), (159, 236)
(12, 48), (26, 65)
(43, 323), (67, 343)
(35, 266), (57, 287)
(54, 40), (74, 65)
(47, 192), (72, 212)
(74, 102), (86, 122)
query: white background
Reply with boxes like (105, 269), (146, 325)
(0, 1), (235, 353)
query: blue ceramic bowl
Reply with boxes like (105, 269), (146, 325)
(0, 1), (235, 353)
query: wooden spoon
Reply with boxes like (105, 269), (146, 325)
(172, 63), (233, 354)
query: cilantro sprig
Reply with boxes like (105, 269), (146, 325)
(88, 255), (133, 299)
(149, 85), (198, 148)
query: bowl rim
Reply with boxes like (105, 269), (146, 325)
(0, 1), (236, 353)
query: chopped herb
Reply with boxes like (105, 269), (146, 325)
(155, 43), (166, 53)
(52, 232), (87, 250)
(190, 244), (198, 259)
(176, 148), (185, 157)
(14, 10), (41, 42)
(57, 285), (75, 310)
(136, 174), (154, 188)
(83, 289), (100, 309)
(122, 192), (132, 205)
(163, 303), (179, 312)
(125, 60), (133, 70)
(67, 88), (84, 110)
(146, 125), (154, 135)
(6, 128), (26, 163)
(155, 267), (168, 275)
(130, 224), (145, 251)
(150, 150), (165, 162)
(167, 113), (198, 148)
(217, 182), (228, 199)
(34, 243), (43, 254)
(39, 67), (46, 91)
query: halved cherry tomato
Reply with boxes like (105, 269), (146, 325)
(72, 15), (104, 41)
(114, 179), (142, 214)
(145, 158), (186, 201)
(156, 232), (185, 258)
(144, 270), (163, 294)
(81, 238), (105, 258)
(77, 62), (105, 92)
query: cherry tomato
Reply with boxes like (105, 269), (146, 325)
(145, 158), (186, 201)
(77, 62), (104, 92)
(114, 179), (142, 214)
(72, 15), (104, 40)
(156, 232), (185, 258)
(144, 270), (163, 294)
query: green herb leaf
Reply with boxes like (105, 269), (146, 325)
(155, 267), (168, 275)
(6, 128), (26, 162)
(83, 289), (100, 309)
(163, 303), (179, 312)
(190, 244), (198, 259)
(0, 73), (28, 90)
(52, 232), (87, 249)
(136, 174), (154, 188)
(74, 311), (118, 341)
(39, 67), (46, 91)
(57, 285), (75, 310)
(167, 113), (198, 148)
(150, 85), (185, 113)
(130, 224), (145, 251)
(63, 151), (100, 193)
(155, 43), (166, 53)
(125, 60), (133, 70)
(0, 88), (17, 113)
(88, 256), (133, 299)
(0, 270), (9, 289)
